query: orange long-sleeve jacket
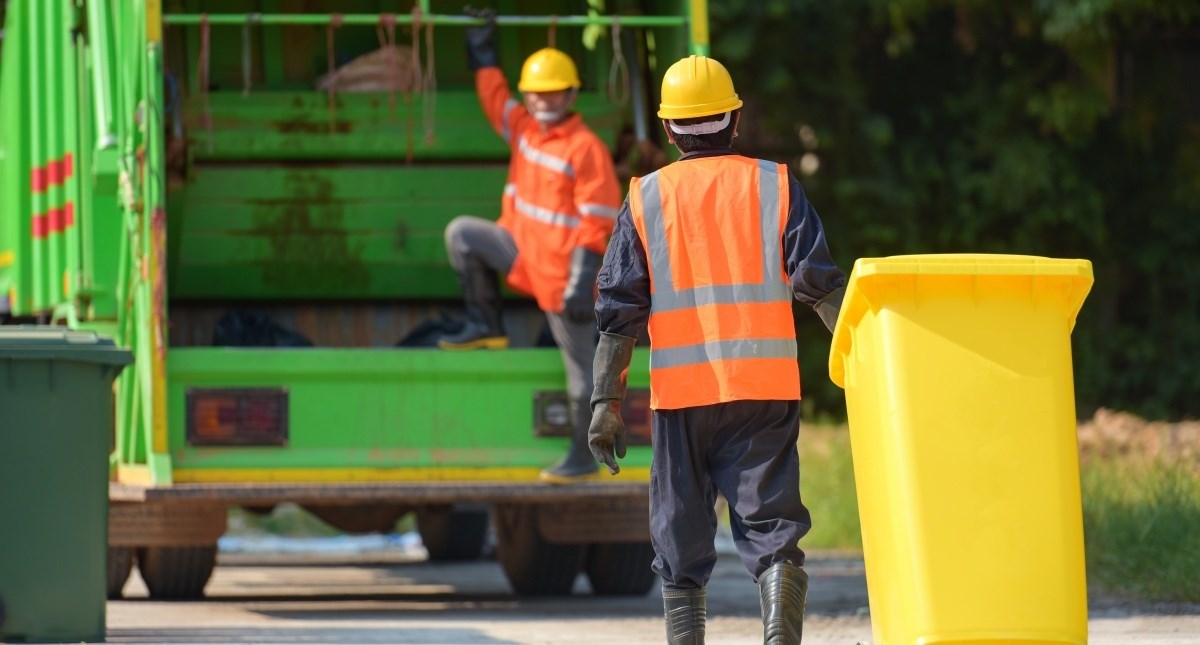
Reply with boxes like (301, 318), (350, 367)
(475, 67), (621, 313)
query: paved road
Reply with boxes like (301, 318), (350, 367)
(105, 550), (1200, 644)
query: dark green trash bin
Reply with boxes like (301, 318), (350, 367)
(0, 327), (132, 643)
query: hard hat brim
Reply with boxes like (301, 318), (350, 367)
(518, 80), (581, 93)
(657, 96), (743, 120)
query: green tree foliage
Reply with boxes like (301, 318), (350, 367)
(710, 0), (1200, 420)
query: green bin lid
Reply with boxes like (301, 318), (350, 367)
(0, 326), (134, 366)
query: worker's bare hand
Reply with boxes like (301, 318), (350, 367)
(588, 400), (627, 475)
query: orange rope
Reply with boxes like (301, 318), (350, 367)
(198, 14), (212, 151)
(377, 13), (399, 118)
(326, 14), (343, 135)
(422, 15), (437, 144)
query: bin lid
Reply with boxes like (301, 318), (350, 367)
(0, 326), (134, 366)
(828, 254), (1093, 388)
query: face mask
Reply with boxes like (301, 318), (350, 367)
(526, 88), (576, 125)
(533, 108), (568, 124)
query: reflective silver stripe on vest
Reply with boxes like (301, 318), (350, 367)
(638, 163), (790, 313)
(651, 338), (797, 369)
(579, 202), (619, 219)
(757, 159), (784, 282)
(518, 136), (575, 177)
(501, 99), (519, 144)
(514, 194), (580, 229)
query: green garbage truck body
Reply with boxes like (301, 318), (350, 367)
(1, 0), (710, 598)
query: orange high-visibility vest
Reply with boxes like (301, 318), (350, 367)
(475, 69), (621, 313)
(628, 155), (800, 410)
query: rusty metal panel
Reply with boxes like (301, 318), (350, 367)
(109, 502), (228, 547)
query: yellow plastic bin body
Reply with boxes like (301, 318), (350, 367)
(828, 254), (1093, 645)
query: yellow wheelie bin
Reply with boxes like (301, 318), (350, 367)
(828, 254), (1093, 645)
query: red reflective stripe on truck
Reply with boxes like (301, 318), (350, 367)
(31, 167), (47, 192)
(31, 202), (76, 239)
(30, 154), (75, 193)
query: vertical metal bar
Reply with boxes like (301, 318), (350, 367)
(687, 0), (709, 56)
(114, 201), (132, 473)
(0, 0), (28, 314)
(87, 0), (116, 150)
(46, 0), (63, 306)
(145, 0), (172, 478)
(146, 0), (162, 44)
(64, 0), (81, 306)
(260, 0), (286, 85)
(115, 1), (138, 171)
(76, 3), (95, 301)
(109, 0), (138, 473)
(29, 0), (46, 310)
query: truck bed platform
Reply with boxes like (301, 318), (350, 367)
(109, 480), (649, 505)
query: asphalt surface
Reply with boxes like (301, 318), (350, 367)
(103, 549), (1200, 644)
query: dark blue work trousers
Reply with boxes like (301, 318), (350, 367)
(650, 399), (811, 590)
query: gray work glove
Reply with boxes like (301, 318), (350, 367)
(589, 331), (636, 475)
(464, 6), (498, 71)
(562, 247), (604, 324)
(815, 286), (845, 334)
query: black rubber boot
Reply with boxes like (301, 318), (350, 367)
(438, 267), (508, 350)
(759, 561), (808, 645)
(663, 586), (706, 644)
(540, 400), (601, 482)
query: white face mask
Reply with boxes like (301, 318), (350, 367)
(533, 108), (568, 124)
(524, 89), (576, 126)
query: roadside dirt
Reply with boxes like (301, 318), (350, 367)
(1077, 408), (1200, 466)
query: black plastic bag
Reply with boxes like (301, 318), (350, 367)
(212, 310), (313, 348)
(396, 313), (464, 348)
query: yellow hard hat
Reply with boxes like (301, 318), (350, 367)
(518, 48), (581, 93)
(657, 55), (743, 120)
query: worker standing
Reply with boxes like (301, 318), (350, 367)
(587, 55), (847, 644)
(441, 9), (622, 483)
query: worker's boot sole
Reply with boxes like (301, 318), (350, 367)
(437, 336), (510, 350)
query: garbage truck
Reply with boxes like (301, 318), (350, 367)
(0, 0), (710, 599)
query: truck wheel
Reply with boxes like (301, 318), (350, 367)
(417, 506), (490, 562)
(495, 504), (583, 596)
(585, 542), (657, 596)
(136, 545), (216, 600)
(107, 547), (135, 599)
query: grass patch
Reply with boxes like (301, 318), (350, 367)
(797, 425), (1200, 604)
(227, 503), (342, 537)
(1082, 457), (1200, 603)
(227, 503), (417, 537)
(799, 425), (862, 550)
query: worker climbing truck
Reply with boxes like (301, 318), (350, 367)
(0, 0), (711, 598)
